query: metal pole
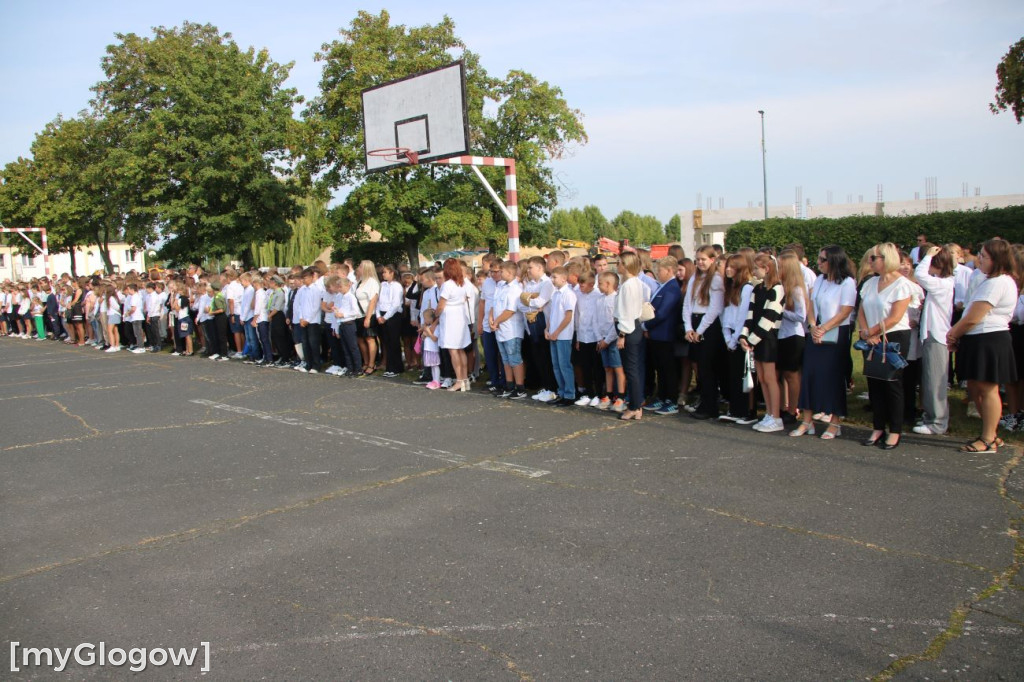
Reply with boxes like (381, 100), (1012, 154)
(758, 110), (768, 220)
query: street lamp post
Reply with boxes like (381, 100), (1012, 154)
(758, 110), (768, 220)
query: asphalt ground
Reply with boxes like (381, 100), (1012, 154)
(1, 337), (1022, 681)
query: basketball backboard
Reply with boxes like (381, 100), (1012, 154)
(362, 61), (470, 173)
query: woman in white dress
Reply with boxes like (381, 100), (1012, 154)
(436, 258), (471, 392)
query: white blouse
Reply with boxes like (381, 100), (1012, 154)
(811, 276), (856, 326)
(965, 274), (1018, 336)
(859, 275), (915, 333)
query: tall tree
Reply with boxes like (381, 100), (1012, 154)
(991, 37), (1024, 123)
(92, 22), (304, 264)
(304, 10), (586, 264)
(665, 214), (682, 241)
(610, 210), (667, 245)
(0, 114), (137, 274)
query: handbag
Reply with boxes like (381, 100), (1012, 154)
(413, 334), (423, 355)
(639, 301), (656, 323)
(741, 351), (756, 393)
(862, 322), (901, 382)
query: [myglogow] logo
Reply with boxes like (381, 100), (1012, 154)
(9, 641), (210, 673)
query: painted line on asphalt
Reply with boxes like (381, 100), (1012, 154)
(190, 399), (549, 478)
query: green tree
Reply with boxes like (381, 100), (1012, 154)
(0, 114), (138, 274)
(92, 22), (304, 264)
(249, 193), (332, 267)
(304, 10), (586, 263)
(665, 214), (682, 241)
(991, 37), (1024, 123)
(610, 210), (667, 246)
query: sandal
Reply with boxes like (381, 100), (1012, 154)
(960, 437), (997, 453)
(364, 365), (376, 376)
(789, 422), (815, 437)
(820, 424), (842, 440)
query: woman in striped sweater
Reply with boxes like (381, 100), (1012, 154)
(740, 253), (785, 433)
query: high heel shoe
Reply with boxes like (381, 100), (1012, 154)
(620, 409), (642, 421)
(789, 422), (815, 437)
(881, 434), (901, 450)
(820, 424), (842, 440)
(862, 431), (885, 447)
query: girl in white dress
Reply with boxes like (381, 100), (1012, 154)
(436, 258), (471, 391)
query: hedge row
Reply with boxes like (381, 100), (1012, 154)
(723, 205), (1024, 259)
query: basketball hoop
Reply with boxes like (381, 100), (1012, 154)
(367, 147), (419, 165)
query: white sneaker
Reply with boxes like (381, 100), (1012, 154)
(758, 416), (784, 433)
(574, 395), (592, 406)
(308, 369), (318, 374)
(540, 389), (556, 402)
(751, 415), (773, 431)
(325, 366), (339, 375)
(589, 396), (601, 407)
(912, 424), (942, 435)
(338, 367), (349, 376)
(131, 348), (146, 354)
(441, 378), (454, 389)
(105, 346), (119, 353)
(966, 403), (980, 419)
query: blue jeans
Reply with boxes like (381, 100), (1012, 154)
(482, 330), (505, 388)
(549, 339), (575, 399)
(243, 320), (260, 359)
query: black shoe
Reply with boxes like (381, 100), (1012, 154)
(881, 435), (901, 450)
(690, 411), (714, 420)
(546, 397), (563, 405)
(862, 432), (885, 447)
(556, 397), (576, 406)
(498, 389), (514, 398)
(508, 389), (528, 400)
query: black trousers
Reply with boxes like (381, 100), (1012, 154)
(692, 319), (726, 417)
(622, 326), (645, 410)
(867, 330), (911, 434)
(270, 315), (293, 361)
(577, 341), (602, 397)
(301, 323), (322, 370)
(724, 344), (753, 418)
(526, 313), (557, 392)
(648, 339), (678, 402)
(212, 313), (229, 357)
(380, 314), (404, 373)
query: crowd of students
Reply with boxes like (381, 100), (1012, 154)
(1, 237), (1019, 453)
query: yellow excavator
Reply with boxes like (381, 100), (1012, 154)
(555, 239), (591, 250)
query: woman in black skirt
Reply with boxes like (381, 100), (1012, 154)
(795, 245), (857, 440)
(947, 238), (1019, 453)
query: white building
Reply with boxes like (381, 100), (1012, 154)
(0, 242), (147, 281)
(680, 193), (1024, 254)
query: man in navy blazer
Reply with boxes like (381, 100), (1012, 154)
(643, 256), (683, 414)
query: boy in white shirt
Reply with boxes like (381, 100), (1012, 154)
(144, 282), (164, 352)
(334, 277), (362, 377)
(544, 266), (578, 406)
(490, 260), (527, 399)
(239, 273), (258, 361)
(125, 283), (147, 353)
(573, 272), (604, 406)
(596, 271), (626, 411)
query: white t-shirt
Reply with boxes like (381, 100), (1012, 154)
(223, 280), (244, 315)
(128, 292), (145, 322)
(965, 274), (1018, 336)
(859, 275), (915, 333)
(355, 278), (380, 316)
(253, 288), (268, 324)
(811, 275), (856, 326)
(494, 280), (525, 342)
(546, 284), (577, 341)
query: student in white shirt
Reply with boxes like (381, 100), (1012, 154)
(616, 252), (647, 420)
(720, 253), (755, 424)
(777, 253), (808, 427)
(478, 257), (505, 394)
(947, 239), (1020, 452)
(912, 246), (956, 434)
(334, 276), (362, 376)
(250, 277), (272, 365)
(223, 270), (245, 356)
(239, 273), (258, 361)
(375, 265), (405, 377)
(573, 271), (604, 407)
(125, 283), (147, 353)
(544, 266), (577, 405)
(490, 259), (527, 399)
(683, 245), (726, 420)
(519, 256), (558, 401)
(144, 282), (164, 352)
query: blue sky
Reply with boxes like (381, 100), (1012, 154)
(1, 0), (1022, 225)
